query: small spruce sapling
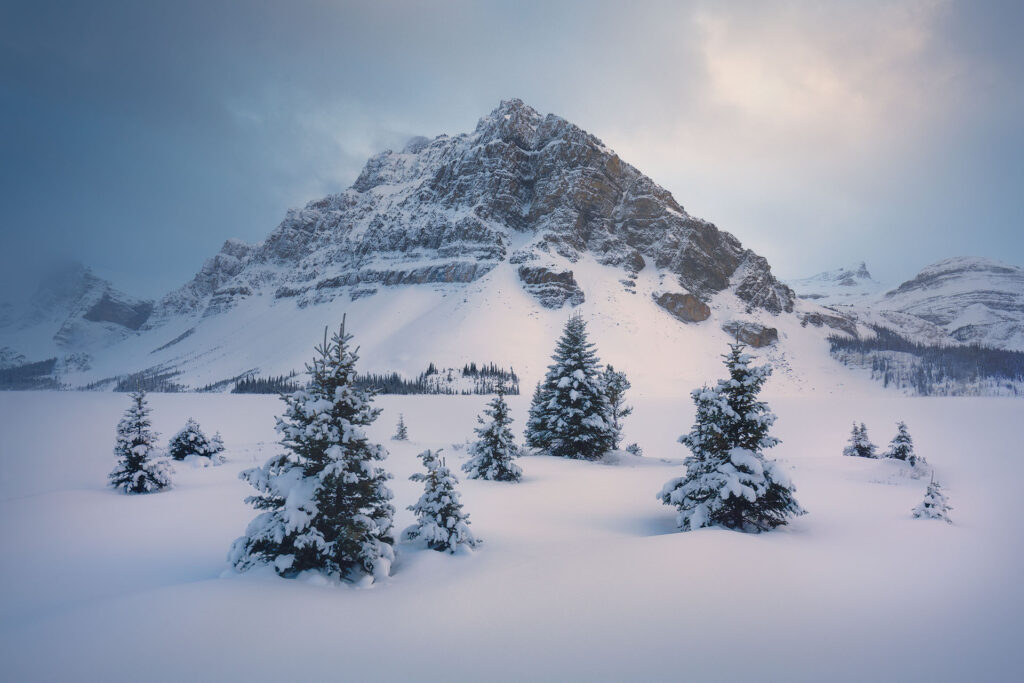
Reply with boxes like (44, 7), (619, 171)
(108, 391), (173, 494)
(403, 449), (479, 552)
(601, 365), (633, 450)
(842, 422), (878, 458)
(912, 475), (952, 523)
(463, 387), (522, 482)
(884, 421), (921, 467)
(168, 417), (225, 464)
(393, 413), (409, 441)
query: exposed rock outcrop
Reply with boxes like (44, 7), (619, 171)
(654, 292), (711, 323)
(517, 266), (585, 308)
(722, 320), (778, 347)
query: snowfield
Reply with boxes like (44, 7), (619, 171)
(1, 390), (1021, 682)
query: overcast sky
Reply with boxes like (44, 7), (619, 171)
(1, 0), (1022, 300)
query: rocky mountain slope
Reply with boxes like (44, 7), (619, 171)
(154, 99), (793, 321)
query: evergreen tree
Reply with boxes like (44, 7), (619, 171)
(210, 431), (226, 461)
(842, 422), (878, 458)
(532, 315), (615, 460)
(659, 343), (805, 532)
(168, 417), (224, 464)
(884, 421), (920, 466)
(108, 391), (173, 494)
(601, 365), (633, 450)
(524, 381), (552, 450)
(393, 413), (409, 441)
(229, 319), (396, 583)
(463, 388), (522, 482)
(912, 476), (952, 523)
(403, 449), (479, 552)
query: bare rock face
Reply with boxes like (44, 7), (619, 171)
(722, 320), (778, 347)
(517, 266), (585, 308)
(82, 293), (153, 330)
(654, 292), (711, 323)
(799, 310), (858, 338)
(153, 99), (793, 319)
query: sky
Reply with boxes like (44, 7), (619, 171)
(1, 0), (1022, 300)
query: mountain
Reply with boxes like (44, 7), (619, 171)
(787, 262), (886, 306)
(3, 101), (1019, 396)
(790, 257), (1024, 352)
(877, 257), (1024, 350)
(2, 100), (832, 394)
(0, 262), (153, 366)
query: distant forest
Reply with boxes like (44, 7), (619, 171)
(828, 326), (1024, 396)
(231, 362), (519, 395)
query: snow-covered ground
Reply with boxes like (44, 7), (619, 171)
(1, 389), (1020, 682)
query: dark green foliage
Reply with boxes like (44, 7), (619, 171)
(601, 365), (632, 450)
(528, 315), (615, 460)
(659, 344), (805, 532)
(109, 391), (173, 494)
(829, 327), (1024, 395)
(464, 388), (522, 481)
(229, 319), (395, 582)
(0, 357), (61, 390)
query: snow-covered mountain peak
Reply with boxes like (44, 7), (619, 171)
(787, 262), (885, 305)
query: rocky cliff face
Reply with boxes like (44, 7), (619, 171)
(155, 99), (793, 320)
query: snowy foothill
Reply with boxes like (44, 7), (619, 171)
(0, 389), (1021, 681)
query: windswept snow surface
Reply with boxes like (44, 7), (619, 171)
(0, 391), (1021, 682)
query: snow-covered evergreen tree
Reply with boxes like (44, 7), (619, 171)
(108, 391), (173, 494)
(228, 319), (395, 583)
(210, 431), (226, 461)
(659, 343), (805, 532)
(531, 315), (615, 460)
(842, 422), (878, 458)
(601, 365), (632, 450)
(884, 421), (920, 466)
(393, 413), (409, 441)
(168, 417), (224, 464)
(912, 476), (952, 523)
(403, 449), (479, 553)
(463, 388), (522, 482)
(524, 381), (552, 450)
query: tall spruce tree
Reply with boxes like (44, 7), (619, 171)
(659, 343), (805, 532)
(530, 315), (615, 460)
(403, 449), (479, 553)
(601, 365), (632, 450)
(884, 422), (920, 467)
(228, 319), (396, 583)
(912, 476), (952, 523)
(109, 390), (173, 494)
(524, 381), (552, 450)
(463, 388), (522, 482)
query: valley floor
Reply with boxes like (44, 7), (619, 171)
(0, 391), (1021, 682)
